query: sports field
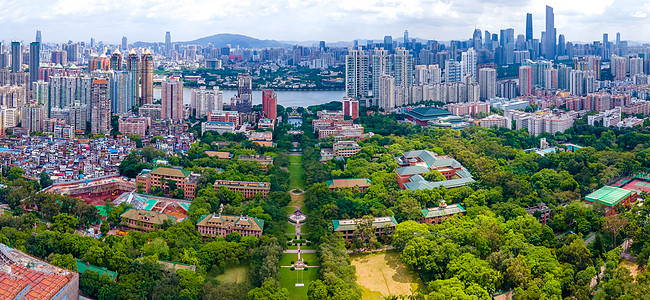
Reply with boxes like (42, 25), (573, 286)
(622, 179), (650, 193)
(217, 264), (249, 283)
(351, 251), (426, 299)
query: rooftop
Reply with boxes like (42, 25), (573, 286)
(585, 186), (634, 207)
(421, 203), (466, 218)
(197, 213), (264, 231)
(148, 166), (192, 178)
(325, 178), (372, 189)
(332, 216), (397, 232)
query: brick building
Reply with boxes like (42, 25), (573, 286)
(136, 167), (200, 200)
(420, 201), (466, 224)
(120, 208), (177, 232)
(525, 203), (551, 225)
(213, 179), (270, 199)
(196, 209), (264, 239)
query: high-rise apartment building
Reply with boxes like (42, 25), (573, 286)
(478, 68), (496, 100)
(191, 86), (223, 118)
(545, 5), (556, 59)
(445, 60), (462, 83)
(11, 42), (21, 73)
(110, 49), (122, 70)
(236, 73), (252, 113)
(110, 71), (134, 115)
(519, 66), (532, 96)
(378, 75), (396, 109)
(372, 48), (392, 98)
(394, 48), (413, 88)
(29, 42), (39, 84)
(140, 50), (153, 105)
(612, 55), (626, 81)
(345, 47), (369, 99)
(126, 50), (140, 107)
(62, 44), (78, 62)
(414, 65), (441, 85)
(262, 89), (277, 120)
(461, 48), (477, 79)
(90, 79), (110, 135)
(51, 50), (67, 65)
(122, 36), (128, 51)
(161, 78), (183, 121)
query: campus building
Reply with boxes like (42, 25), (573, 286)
(526, 203), (552, 225)
(395, 150), (474, 190)
(197, 210), (264, 239)
(238, 155), (274, 169)
(326, 178), (372, 192)
(213, 180), (270, 199)
(420, 201), (466, 224)
(120, 208), (177, 232)
(332, 216), (398, 243)
(585, 186), (636, 216)
(333, 140), (361, 157)
(136, 167), (200, 200)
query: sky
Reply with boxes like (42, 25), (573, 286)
(1, 0), (649, 45)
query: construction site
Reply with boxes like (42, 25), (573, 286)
(45, 175), (136, 206)
(113, 192), (191, 219)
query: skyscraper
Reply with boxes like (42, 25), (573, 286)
(110, 71), (134, 115)
(236, 73), (253, 113)
(140, 50), (153, 105)
(378, 75), (396, 109)
(479, 68), (497, 100)
(29, 42), (39, 84)
(461, 48), (478, 79)
(519, 66), (532, 96)
(90, 79), (110, 135)
(545, 5), (556, 59)
(383, 36), (393, 52)
(472, 29), (482, 50)
(110, 49), (122, 70)
(161, 78), (183, 121)
(345, 47), (369, 99)
(558, 34), (566, 56)
(165, 31), (172, 57)
(445, 60), (462, 83)
(403, 30), (409, 49)
(35, 30), (42, 44)
(526, 13), (533, 42)
(616, 32), (621, 45)
(394, 48), (413, 87)
(126, 50), (140, 109)
(11, 42), (21, 73)
(262, 89), (277, 120)
(122, 36), (128, 51)
(372, 48), (392, 99)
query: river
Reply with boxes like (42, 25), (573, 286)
(154, 87), (345, 108)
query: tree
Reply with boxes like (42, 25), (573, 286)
(100, 222), (109, 235)
(246, 281), (288, 300)
(50, 253), (78, 272)
(51, 214), (79, 234)
(40, 172), (53, 188)
(7, 166), (24, 181)
(602, 214), (628, 248)
(177, 269), (204, 300)
(392, 220), (430, 249)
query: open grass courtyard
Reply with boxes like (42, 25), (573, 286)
(288, 154), (305, 190)
(216, 264), (249, 284)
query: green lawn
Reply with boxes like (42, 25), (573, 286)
(285, 225), (296, 234)
(216, 264), (249, 283)
(279, 252), (319, 267)
(279, 266), (319, 300)
(288, 155), (305, 190)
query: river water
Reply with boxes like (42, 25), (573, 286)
(154, 87), (345, 108)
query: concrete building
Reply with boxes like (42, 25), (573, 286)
(446, 102), (490, 117)
(519, 66), (532, 96)
(262, 89), (277, 120)
(119, 117), (148, 137)
(201, 121), (235, 135)
(478, 68), (497, 100)
(372, 48), (392, 98)
(136, 167), (200, 200)
(332, 216), (397, 242)
(345, 47), (369, 99)
(191, 86), (223, 118)
(197, 210), (265, 239)
(395, 150), (474, 190)
(90, 79), (110, 135)
(421, 201), (466, 225)
(213, 179), (270, 199)
(343, 97), (359, 119)
(378, 75), (396, 109)
(161, 78), (183, 121)
(333, 140), (361, 157)
(480, 114), (510, 129)
(140, 50), (153, 105)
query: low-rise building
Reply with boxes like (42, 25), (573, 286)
(525, 203), (551, 225)
(213, 179), (270, 199)
(119, 117), (149, 137)
(257, 118), (275, 130)
(120, 208), (177, 232)
(332, 216), (398, 242)
(480, 114), (510, 129)
(326, 178), (372, 192)
(395, 150), (474, 190)
(333, 140), (361, 157)
(248, 131), (274, 147)
(201, 121), (235, 135)
(585, 186), (636, 215)
(205, 150), (234, 159)
(420, 201), (466, 224)
(238, 155), (274, 169)
(136, 167), (200, 200)
(207, 110), (240, 126)
(196, 209), (264, 239)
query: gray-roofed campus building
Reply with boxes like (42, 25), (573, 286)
(395, 150), (474, 191)
(332, 216), (398, 242)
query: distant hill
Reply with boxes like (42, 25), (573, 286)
(134, 33), (292, 49)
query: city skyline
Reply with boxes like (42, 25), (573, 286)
(0, 0), (648, 45)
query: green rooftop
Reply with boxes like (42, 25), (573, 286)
(76, 259), (118, 280)
(95, 205), (109, 218)
(585, 186), (633, 207)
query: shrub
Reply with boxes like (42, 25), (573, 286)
(290, 267), (295, 271)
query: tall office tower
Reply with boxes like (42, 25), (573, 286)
(90, 79), (110, 135)
(191, 86), (222, 118)
(558, 34), (566, 56)
(612, 56), (626, 81)
(519, 66), (532, 96)
(161, 78), (183, 121)
(569, 70), (585, 96)
(403, 30), (409, 49)
(236, 73), (253, 113)
(29, 42), (39, 84)
(262, 89), (277, 120)
(371, 48), (392, 98)
(629, 57), (644, 77)
(345, 47), (369, 99)
(110, 71), (133, 115)
(378, 75), (396, 109)
(35, 31), (42, 44)
(557, 64), (572, 90)
(383, 36), (393, 52)
(461, 48), (477, 78)
(545, 5), (556, 59)
(394, 48), (413, 88)
(319, 41), (326, 52)
(11, 42), (21, 73)
(122, 36), (128, 51)
(445, 60), (462, 83)
(140, 50), (153, 105)
(616, 32), (621, 45)
(110, 49), (122, 70)
(126, 50), (140, 108)
(165, 31), (172, 57)
(484, 31), (491, 49)
(62, 44), (78, 62)
(90, 38), (95, 49)
(526, 13), (533, 42)
(478, 68), (496, 100)
(472, 29), (482, 50)
(343, 97), (359, 119)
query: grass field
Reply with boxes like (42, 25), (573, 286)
(288, 155), (305, 190)
(285, 225), (296, 234)
(351, 251), (426, 299)
(217, 264), (249, 283)
(279, 266), (319, 300)
(279, 252), (319, 266)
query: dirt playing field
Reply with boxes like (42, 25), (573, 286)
(351, 251), (425, 299)
(619, 259), (641, 279)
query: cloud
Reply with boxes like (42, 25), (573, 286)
(0, 0), (647, 44)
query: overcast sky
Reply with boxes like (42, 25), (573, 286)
(1, 0), (648, 45)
